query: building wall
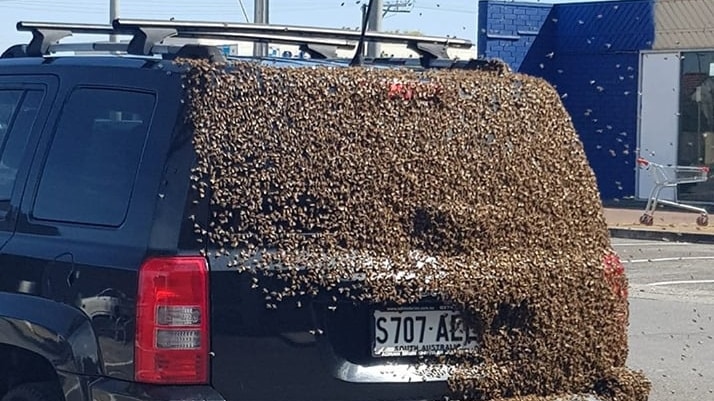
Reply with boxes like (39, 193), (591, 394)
(654, 0), (714, 50)
(477, 1), (553, 71)
(479, 0), (655, 201)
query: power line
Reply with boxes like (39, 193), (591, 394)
(413, 5), (476, 14)
(237, 0), (250, 22)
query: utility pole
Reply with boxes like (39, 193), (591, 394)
(366, 0), (383, 58)
(109, 0), (119, 42)
(253, 0), (269, 57)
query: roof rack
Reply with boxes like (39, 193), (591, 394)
(113, 18), (473, 60)
(4, 18), (474, 65)
(15, 21), (117, 57)
(11, 21), (357, 59)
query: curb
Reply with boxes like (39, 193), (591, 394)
(608, 227), (714, 244)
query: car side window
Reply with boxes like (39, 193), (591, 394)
(0, 90), (22, 137)
(0, 90), (41, 202)
(33, 88), (155, 227)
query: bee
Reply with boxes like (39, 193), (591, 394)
(178, 58), (649, 400)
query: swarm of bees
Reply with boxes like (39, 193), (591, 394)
(179, 58), (651, 401)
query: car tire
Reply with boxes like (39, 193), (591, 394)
(1, 382), (63, 401)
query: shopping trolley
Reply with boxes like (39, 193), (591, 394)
(636, 157), (710, 226)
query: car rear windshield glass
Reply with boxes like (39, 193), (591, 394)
(33, 88), (155, 227)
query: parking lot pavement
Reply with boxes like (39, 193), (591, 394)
(611, 238), (714, 401)
(604, 208), (714, 233)
(605, 207), (714, 243)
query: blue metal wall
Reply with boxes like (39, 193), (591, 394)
(479, 0), (655, 200)
(477, 1), (553, 71)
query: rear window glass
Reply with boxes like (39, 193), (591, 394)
(33, 88), (155, 227)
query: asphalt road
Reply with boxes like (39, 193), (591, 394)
(612, 238), (714, 401)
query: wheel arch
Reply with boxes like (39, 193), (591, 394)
(0, 292), (103, 377)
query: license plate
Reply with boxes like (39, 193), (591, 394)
(372, 307), (479, 357)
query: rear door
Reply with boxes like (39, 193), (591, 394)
(0, 75), (57, 294)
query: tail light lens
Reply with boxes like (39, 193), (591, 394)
(603, 251), (627, 299)
(135, 256), (209, 384)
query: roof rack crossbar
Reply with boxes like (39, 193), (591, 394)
(17, 21), (119, 35)
(45, 41), (183, 54)
(34, 39), (346, 61)
(173, 31), (354, 48)
(113, 18), (473, 49)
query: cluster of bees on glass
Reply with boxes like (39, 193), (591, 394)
(179, 58), (651, 401)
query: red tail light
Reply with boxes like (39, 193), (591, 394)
(603, 251), (627, 299)
(135, 256), (209, 384)
(603, 251), (629, 328)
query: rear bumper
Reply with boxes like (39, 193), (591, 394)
(86, 376), (604, 401)
(89, 378), (226, 401)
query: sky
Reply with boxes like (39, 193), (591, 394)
(0, 0), (601, 54)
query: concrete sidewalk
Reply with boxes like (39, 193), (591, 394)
(604, 206), (714, 243)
